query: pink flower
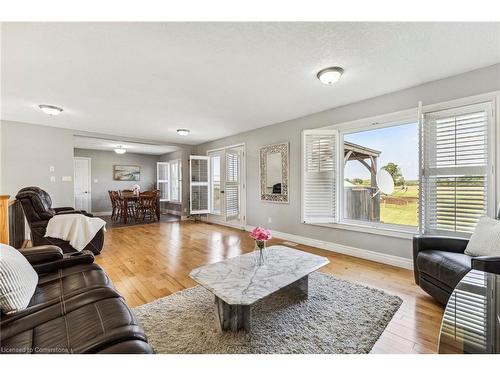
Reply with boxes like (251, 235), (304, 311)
(250, 227), (272, 241)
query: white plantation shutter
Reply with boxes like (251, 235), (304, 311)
(190, 156), (210, 214)
(157, 162), (170, 202)
(302, 129), (338, 224)
(421, 102), (493, 236)
(225, 149), (240, 221)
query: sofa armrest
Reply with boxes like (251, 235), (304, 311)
(32, 250), (95, 274)
(18, 245), (63, 264)
(471, 256), (500, 274)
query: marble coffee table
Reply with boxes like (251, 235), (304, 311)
(189, 246), (329, 332)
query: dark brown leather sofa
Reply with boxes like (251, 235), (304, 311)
(413, 235), (500, 305)
(15, 187), (104, 255)
(0, 245), (153, 354)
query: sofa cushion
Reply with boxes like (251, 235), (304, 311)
(417, 250), (471, 289)
(0, 244), (39, 315)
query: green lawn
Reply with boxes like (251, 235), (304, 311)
(380, 201), (418, 227)
(390, 185), (418, 198)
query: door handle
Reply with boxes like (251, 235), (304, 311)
(220, 190), (225, 194)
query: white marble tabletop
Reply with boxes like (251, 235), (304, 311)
(189, 246), (329, 305)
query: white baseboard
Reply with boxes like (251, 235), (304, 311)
(205, 216), (246, 230)
(244, 225), (413, 270)
(164, 209), (182, 216)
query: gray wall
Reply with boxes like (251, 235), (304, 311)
(1, 120), (75, 207)
(73, 148), (158, 213)
(195, 63), (500, 260)
(158, 146), (195, 216)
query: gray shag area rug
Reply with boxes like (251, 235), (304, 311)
(132, 272), (402, 354)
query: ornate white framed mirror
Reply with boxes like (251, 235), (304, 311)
(259, 142), (289, 203)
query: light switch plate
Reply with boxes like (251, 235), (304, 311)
(50, 176), (56, 183)
(49, 166), (55, 172)
(94, 179), (98, 183)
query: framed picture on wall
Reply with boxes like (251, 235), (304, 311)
(113, 165), (141, 181)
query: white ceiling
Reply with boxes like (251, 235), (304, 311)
(2, 22), (500, 145)
(73, 136), (178, 155)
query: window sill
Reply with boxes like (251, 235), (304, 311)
(308, 221), (418, 240)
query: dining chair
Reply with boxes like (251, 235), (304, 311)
(135, 191), (158, 221)
(108, 191), (117, 220)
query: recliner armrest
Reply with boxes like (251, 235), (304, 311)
(53, 206), (76, 213)
(55, 210), (94, 217)
(471, 256), (500, 274)
(32, 250), (95, 274)
(18, 245), (63, 264)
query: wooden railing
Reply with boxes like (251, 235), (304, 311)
(0, 195), (10, 244)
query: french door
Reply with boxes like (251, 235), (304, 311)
(208, 145), (246, 227)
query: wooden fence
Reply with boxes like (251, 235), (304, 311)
(344, 187), (380, 222)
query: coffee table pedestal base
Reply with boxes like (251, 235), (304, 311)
(214, 296), (251, 332)
(213, 275), (309, 332)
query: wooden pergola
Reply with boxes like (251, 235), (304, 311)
(344, 141), (381, 187)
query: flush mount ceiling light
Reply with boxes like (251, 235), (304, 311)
(317, 67), (344, 85)
(177, 129), (190, 136)
(114, 145), (127, 154)
(38, 104), (63, 115)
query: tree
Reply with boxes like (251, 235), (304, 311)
(382, 162), (405, 186)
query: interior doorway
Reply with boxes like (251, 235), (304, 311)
(73, 157), (92, 212)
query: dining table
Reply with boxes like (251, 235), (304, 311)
(120, 191), (161, 224)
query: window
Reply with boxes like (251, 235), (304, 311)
(301, 98), (495, 237)
(343, 122), (419, 228)
(421, 102), (492, 235)
(157, 160), (182, 203)
(157, 162), (170, 202)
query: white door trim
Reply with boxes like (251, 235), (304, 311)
(73, 157), (92, 213)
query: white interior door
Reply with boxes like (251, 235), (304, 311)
(74, 157), (91, 212)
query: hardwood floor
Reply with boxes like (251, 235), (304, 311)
(95, 219), (444, 354)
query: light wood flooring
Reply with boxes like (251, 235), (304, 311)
(95, 219), (444, 354)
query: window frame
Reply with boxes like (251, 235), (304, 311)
(338, 116), (420, 233)
(302, 92), (499, 239)
(420, 100), (495, 237)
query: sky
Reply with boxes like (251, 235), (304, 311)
(344, 122), (419, 181)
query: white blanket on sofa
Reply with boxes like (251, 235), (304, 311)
(45, 214), (106, 251)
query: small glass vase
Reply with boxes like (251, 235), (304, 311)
(253, 240), (267, 266)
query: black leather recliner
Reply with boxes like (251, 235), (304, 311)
(413, 209), (500, 305)
(15, 187), (104, 255)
